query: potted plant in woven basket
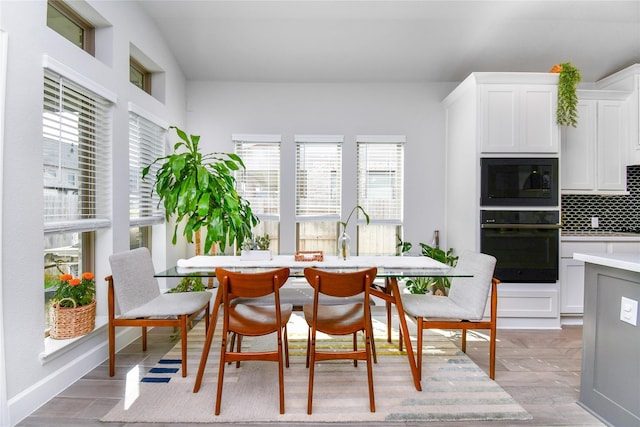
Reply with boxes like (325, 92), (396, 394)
(48, 272), (96, 339)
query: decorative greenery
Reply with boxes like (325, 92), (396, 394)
(396, 236), (458, 295)
(52, 272), (95, 307)
(339, 205), (370, 233)
(142, 126), (259, 254)
(554, 62), (582, 128)
(167, 275), (206, 293)
(241, 233), (271, 250)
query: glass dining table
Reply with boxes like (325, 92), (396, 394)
(155, 254), (472, 392)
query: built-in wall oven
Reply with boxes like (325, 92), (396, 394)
(481, 210), (561, 283)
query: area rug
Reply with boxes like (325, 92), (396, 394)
(102, 312), (531, 423)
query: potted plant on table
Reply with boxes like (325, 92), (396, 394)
(240, 233), (272, 260)
(143, 126), (259, 255)
(49, 272), (96, 339)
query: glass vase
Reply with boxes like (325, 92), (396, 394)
(338, 231), (351, 260)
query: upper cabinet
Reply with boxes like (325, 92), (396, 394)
(481, 84), (559, 153)
(561, 90), (630, 194)
(595, 64), (640, 165)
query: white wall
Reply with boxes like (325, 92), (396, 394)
(185, 81), (457, 254)
(0, 1), (187, 424)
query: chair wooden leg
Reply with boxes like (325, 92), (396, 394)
(417, 317), (424, 381)
(142, 326), (147, 351)
(489, 327), (496, 380)
(181, 315), (188, 377)
(353, 333), (358, 367)
(277, 329), (286, 414)
(215, 331), (227, 415)
(307, 331), (316, 414)
(461, 328), (467, 353)
(284, 325), (290, 368)
(365, 330), (376, 412)
(108, 322), (116, 377)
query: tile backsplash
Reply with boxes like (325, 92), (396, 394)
(562, 165), (640, 232)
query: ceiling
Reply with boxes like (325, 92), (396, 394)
(137, 0), (640, 84)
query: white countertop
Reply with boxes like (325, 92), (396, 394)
(562, 232), (640, 242)
(574, 252), (640, 273)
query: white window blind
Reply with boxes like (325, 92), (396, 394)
(129, 111), (165, 227)
(295, 136), (342, 221)
(233, 135), (281, 221)
(356, 137), (404, 223)
(43, 69), (112, 234)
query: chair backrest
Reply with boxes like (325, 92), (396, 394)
(303, 267), (377, 299)
(108, 247), (161, 314)
(215, 267), (290, 301)
(446, 251), (497, 320)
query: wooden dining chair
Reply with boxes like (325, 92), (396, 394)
(214, 267), (292, 415)
(303, 267), (377, 414)
(400, 251), (500, 380)
(106, 247), (212, 377)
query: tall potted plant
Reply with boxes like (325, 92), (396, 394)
(142, 126), (258, 254)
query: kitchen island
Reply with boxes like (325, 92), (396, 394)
(573, 252), (640, 427)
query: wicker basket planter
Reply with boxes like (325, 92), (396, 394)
(49, 298), (96, 339)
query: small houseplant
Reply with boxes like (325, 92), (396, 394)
(396, 236), (458, 295)
(240, 233), (272, 260)
(143, 126), (259, 254)
(551, 62), (582, 128)
(338, 205), (370, 260)
(49, 272), (96, 339)
(167, 275), (206, 293)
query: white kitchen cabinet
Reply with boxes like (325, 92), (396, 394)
(481, 84), (558, 153)
(561, 91), (630, 194)
(559, 237), (640, 315)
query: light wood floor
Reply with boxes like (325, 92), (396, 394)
(18, 308), (606, 427)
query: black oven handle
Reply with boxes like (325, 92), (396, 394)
(481, 223), (562, 229)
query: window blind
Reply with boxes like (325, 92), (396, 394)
(129, 111), (165, 227)
(295, 136), (342, 221)
(356, 138), (404, 223)
(43, 69), (112, 234)
(233, 135), (281, 221)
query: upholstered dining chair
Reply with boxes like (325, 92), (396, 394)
(303, 267), (377, 414)
(106, 247), (212, 377)
(400, 250), (500, 380)
(214, 267), (292, 415)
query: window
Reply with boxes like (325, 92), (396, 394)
(234, 135), (281, 253)
(356, 136), (405, 255)
(295, 135), (342, 254)
(43, 69), (111, 328)
(130, 58), (151, 94)
(46, 0), (95, 55)
(128, 109), (166, 250)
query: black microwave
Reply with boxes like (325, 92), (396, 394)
(480, 158), (559, 207)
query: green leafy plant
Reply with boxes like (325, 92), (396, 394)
(396, 236), (458, 295)
(241, 233), (271, 250)
(142, 126), (259, 254)
(52, 272), (96, 307)
(167, 275), (205, 293)
(554, 62), (582, 128)
(339, 205), (370, 233)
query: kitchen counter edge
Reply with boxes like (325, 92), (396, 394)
(573, 252), (640, 273)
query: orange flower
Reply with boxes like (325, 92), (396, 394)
(60, 274), (73, 281)
(82, 272), (95, 281)
(69, 278), (82, 286)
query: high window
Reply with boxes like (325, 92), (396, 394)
(234, 135), (281, 253)
(128, 109), (166, 250)
(46, 0), (95, 55)
(295, 135), (342, 254)
(43, 68), (112, 329)
(356, 136), (405, 255)
(129, 58), (152, 94)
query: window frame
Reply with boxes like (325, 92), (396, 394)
(47, 0), (95, 55)
(129, 57), (152, 94)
